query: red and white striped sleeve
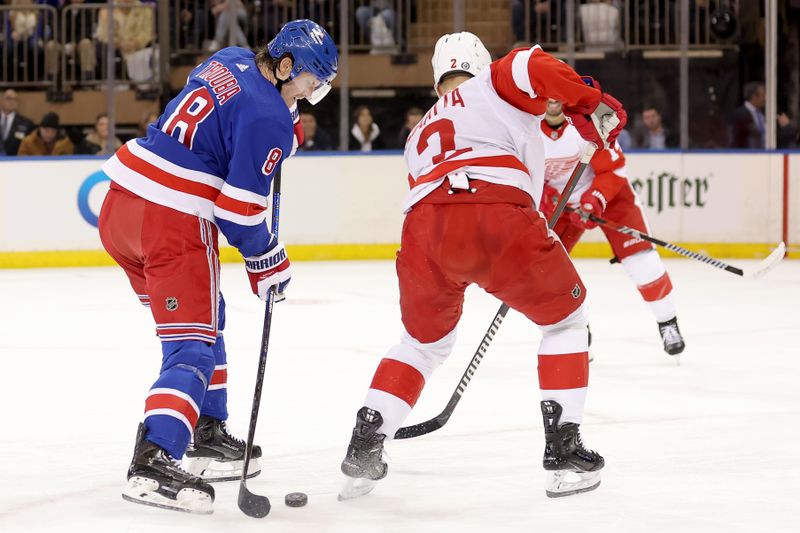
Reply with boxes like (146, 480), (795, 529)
(490, 46), (601, 115)
(588, 144), (628, 201)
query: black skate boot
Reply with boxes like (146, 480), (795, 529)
(541, 400), (604, 498)
(658, 317), (685, 357)
(184, 415), (262, 482)
(122, 423), (215, 514)
(339, 407), (387, 500)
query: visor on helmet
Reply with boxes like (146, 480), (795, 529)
(307, 80), (332, 105)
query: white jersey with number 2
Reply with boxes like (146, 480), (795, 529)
(402, 45), (603, 213)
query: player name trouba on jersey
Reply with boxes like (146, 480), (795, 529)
(245, 248), (287, 271)
(196, 60), (242, 106)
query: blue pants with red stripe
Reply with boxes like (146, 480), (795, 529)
(144, 296), (229, 459)
(99, 186), (234, 459)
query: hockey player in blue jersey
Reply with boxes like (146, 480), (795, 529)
(98, 20), (337, 514)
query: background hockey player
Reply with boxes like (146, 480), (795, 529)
(339, 33), (626, 500)
(540, 98), (685, 357)
(98, 20), (337, 514)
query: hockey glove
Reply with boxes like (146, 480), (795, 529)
(540, 183), (561, 221)
(570, 189), (607, 230)
(564, 77), (627, 149)
(245, 242), (291, 302)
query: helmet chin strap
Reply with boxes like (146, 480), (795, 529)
(273, 66), (287, 91)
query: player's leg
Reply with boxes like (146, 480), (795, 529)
(106, 197), (217, 513)
(602, 184), (684, 355)
(551, 211), (594, 360)
(340, 204), (467, 497)
(185, 294), (262, 482)
(483, 205), (603, 497)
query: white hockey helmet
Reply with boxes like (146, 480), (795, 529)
(431, 32), (491, 88)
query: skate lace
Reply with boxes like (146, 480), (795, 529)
(661, 323), (681, 345)
(221, 422), (246, 446)
(166, 453), (197, 476)
(575, 431), (598, 457)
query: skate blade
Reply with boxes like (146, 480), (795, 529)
(338, 476), (378, 501)
(122, 476), (213, 514)
(545, 470), (601, 498)
(183, 457), (261, 483)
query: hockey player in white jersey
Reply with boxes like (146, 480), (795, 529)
(339, 32), (627, 501)
(540, 98), (685, 357)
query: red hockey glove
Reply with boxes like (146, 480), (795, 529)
(245, 242), (291, 302)
(540, 183), (561, 221)
(564, 76), (627, 149)
(569, 189), (607, 229)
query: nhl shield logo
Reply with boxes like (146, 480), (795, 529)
(571, 284), (581, 299)
(166, 297), (179, 311)
(550, 131), (559, 139)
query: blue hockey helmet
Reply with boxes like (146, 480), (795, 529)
(268, 19), (338, 105)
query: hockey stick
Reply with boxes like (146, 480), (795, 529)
(238, 170), (282, 518)
(394, 143), (598, 440)
(566, 206), (786, 279)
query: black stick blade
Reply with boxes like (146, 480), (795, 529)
(394, 417), (446, 439)
(238, 484), (271, 518)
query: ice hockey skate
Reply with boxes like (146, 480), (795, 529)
(541, 400), (604, 498)
(121, 423), (214, 514)
(183, 415), (262, 482)
(658, 317), (685, 360)
(339, 407), (388, 501)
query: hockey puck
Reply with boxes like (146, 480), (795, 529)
(284, 492), (308, 507)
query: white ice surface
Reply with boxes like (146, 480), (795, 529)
(1, 258), (798, 533)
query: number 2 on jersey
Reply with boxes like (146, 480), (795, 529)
(416, 118), (472, 165)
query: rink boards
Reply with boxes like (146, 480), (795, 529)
(0, 151), (797, 267)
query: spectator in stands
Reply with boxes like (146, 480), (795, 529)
(52, 0), (99, 85)
(350, 105), (384, 151)
(174, 0), (208, 51)
(299, 111), (333, 151)
(615, 128), (633, 151)
(74, 113), (122, 155)
(5, 0), (45, 81)
(18, 112), (74, 156)
(729, 81), (766, 148)
(634, 105), (678, 149)
(97, 0), (156, 87)
(137, 110), (159, 137)
(1, 89), (35, 156)
(729, 81), (799, 149)
(207, 0), (248, 51)
(355, 1), (396, 50)
(777, 113), (799, 149)
(579, 0), (622, 51)
(511, 0), (564, 46)
(396, 106), (423, 148)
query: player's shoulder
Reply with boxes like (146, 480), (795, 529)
(199, 47), (284, 111)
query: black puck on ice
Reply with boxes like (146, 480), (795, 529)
(285, 492), (308, 507)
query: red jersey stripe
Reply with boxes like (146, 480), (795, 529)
(370, 358), (426, 407)
(116, 143), (220, 202)
(538, 352), (589, 390)
(215, 192), (266, 217)
(415, 154), (529, 187)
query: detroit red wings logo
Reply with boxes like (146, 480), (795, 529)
(262, 147), (283, 175)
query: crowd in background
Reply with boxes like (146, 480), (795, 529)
(1, 0), (798, 154)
